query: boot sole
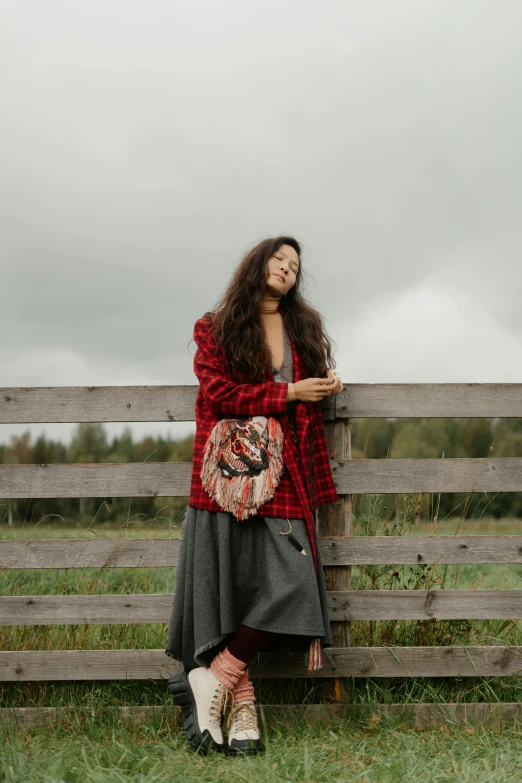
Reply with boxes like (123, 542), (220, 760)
(168, 671), (223, 755)
(225, 738), (264, 757)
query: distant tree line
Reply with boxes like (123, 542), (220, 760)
(351, 416), (522, 520)
(1, 417), (521, 526)
(0, 424), (193, 527)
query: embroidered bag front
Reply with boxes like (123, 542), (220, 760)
(200, 415), (284, 520)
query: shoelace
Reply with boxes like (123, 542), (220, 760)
(226, 701), (258, 733)
(208, 683), (234, 725)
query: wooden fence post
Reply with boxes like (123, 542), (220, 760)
(317, 401), (352, 702)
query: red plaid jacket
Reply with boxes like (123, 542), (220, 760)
(188, 309), (339, 572)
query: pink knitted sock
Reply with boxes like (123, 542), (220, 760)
(210, 647), (247, 690)
(232, 668), (256, 704)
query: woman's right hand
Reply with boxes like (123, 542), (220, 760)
(292, 377), (336, 402)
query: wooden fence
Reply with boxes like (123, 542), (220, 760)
(2, 382), (522, 727)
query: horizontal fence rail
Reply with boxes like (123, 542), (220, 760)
(5, 702), (522, 731)
(0, 386), (200, 424)
(2, 647), (522, 681)
(4, 536), (522, 569)
(4, 382), (522, 422)
(3, 457), (522, 497)
(3, 590), (522, 625)
(8, 703), (522, 731)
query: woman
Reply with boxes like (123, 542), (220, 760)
(166, 236), (343, 756)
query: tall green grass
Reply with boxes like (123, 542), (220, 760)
(2, 712), (522, 783)
(352, 493), (522, 649)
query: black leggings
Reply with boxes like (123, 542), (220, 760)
(226, 623), (275, 664)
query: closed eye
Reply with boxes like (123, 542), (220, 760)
(276, 255), (298, 273)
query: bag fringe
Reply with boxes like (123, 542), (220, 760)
(307, 637), (323, 672)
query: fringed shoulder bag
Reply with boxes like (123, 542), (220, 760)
(200, 415), (284, 520)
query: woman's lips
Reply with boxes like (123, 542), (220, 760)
(274, 273), (284, 283)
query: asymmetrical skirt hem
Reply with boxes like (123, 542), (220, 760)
(165, 630), (229, 666)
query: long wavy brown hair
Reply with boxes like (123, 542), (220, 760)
(201, 236), (337, 382)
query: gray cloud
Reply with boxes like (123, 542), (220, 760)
(2, 0), (522, 446)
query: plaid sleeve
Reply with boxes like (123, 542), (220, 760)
(193, 317), (290, 417)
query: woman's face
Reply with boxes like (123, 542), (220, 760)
(265, 244), (300, 297)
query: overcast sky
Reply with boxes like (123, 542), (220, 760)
(3, 0), (522, 448)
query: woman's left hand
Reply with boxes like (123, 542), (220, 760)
(325, 369), (344, 396)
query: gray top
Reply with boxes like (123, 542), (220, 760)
(271, 318), (293, 383)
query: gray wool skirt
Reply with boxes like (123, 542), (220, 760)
(165, 505), (333, 672)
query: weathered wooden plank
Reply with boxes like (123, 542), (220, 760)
(0, 649), (179, 681)
(331, 457), (522, 494)
(328, 589), (522, 621)
(322, 535), (522, 565)
(379, 702), (522, 730)
(4, 589), (522, 625)
(0, 462), (192, 498)
(0, 386), (335, 424)
(2, 646), (522, 680)
(0, 386), (198, 423)
(3, 536), (522, 570)
(335, 383), (522, 418)
(3, 383), (522, 424)
(0, 704), (350, 728)
(4, 703), (522, 730)
(4, 457), (522, 498)
(0, 594), (175, 625)
(0, 538), (182, 569)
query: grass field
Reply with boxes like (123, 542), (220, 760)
(3, 712), (522, 782)
(3, 505), (522, 781)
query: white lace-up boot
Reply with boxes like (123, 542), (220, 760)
(225, 701), (264, 756)
(168, 666), (233, 754)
